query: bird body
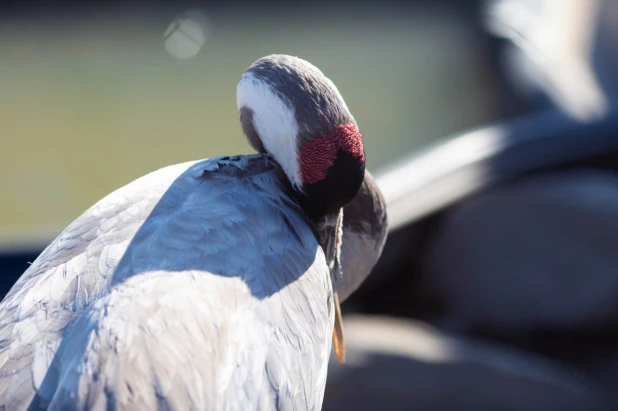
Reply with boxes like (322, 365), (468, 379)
(1, 155), (333, 409)
(0, 55), (388, 410)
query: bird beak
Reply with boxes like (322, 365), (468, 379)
(332, 208), (345, 364)
(311, 209), (346, 364)
(332, 291), (345, 364)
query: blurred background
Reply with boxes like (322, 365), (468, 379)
(3, 0), (618, 409)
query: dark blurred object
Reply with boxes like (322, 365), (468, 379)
(423, 169), (618, 335)
(350, 97), (618, 319)
(324, 316), (611, 411)
(344, 99), (618, 406)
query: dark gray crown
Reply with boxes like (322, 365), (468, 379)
(243, 54), (355, 147)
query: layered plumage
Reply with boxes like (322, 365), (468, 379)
(0, 54), (388, 410)
(0, 156), (331, 409)
(0, 156), (386, 410)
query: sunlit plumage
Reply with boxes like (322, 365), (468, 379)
(0, 55), (388, 410)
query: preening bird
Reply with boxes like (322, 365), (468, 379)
(0, 55), (388, 410)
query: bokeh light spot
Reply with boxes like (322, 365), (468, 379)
(164, 10), (210, 60)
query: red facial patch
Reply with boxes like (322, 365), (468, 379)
(300, 123), (365, 184)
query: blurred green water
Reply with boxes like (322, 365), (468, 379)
(0, 10), (497, 236)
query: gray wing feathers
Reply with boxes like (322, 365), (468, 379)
(0, 155), (332, 410)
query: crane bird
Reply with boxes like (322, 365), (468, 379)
(0, 54), (388, 410)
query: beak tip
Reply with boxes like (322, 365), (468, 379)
(336, 350), (346, 364)
(332, 292), (346, 364)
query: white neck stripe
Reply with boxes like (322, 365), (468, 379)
(237, 73), (303, 189)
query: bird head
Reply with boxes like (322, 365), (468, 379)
(236, 54), (365, 222)
(237, 55), (384, 364)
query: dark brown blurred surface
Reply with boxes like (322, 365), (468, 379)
(323, 316), (612, 411)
